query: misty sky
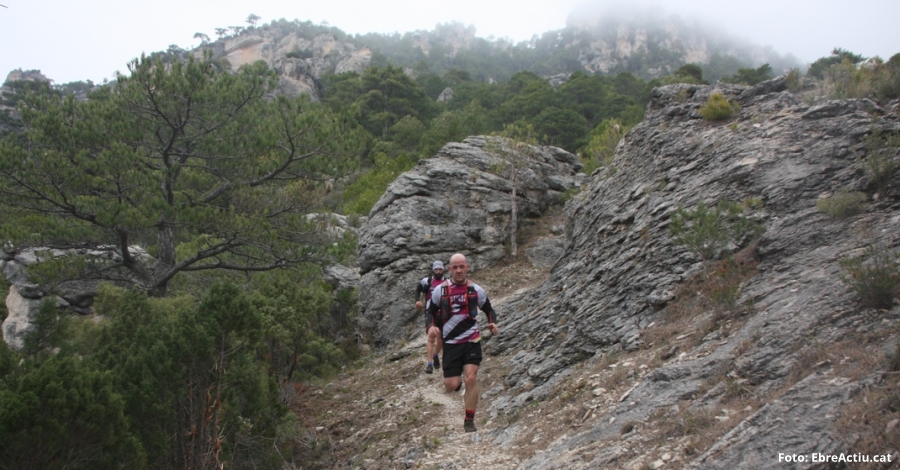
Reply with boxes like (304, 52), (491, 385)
(1, 0), (898, 84)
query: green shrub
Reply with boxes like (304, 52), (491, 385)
(722, 64), (773, 86)
(709, 267), (742, 313)
(785, 68), (804, 93)
(839, 244), (900, 309)
(860, 128), (899, 197)
(815, 54), (900, 102)
(875, 53), (900, 100)
(342, 152), (417, 215)
(581, 118), (629, 174)
(816, 189), (867, 218)
(669, 199), (765, 260)
(699, 93), (739, 121)
(286, 49), (314, 59)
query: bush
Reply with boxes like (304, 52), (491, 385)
(814, 54), (900, 102)
(342, 152), (417, 215)
(785, 68), (804, 93)
(816, 189), (867, 218)
(699, 93), (739, 121)
(722, 64), (773, 86)
(0, 356), (145, 469)
(808, 48), (866, 79)
(839, 244), (900, 309)
(661, 64), (707, 85)
(286, 49), (314, 59)
(581, 118), (629, 174)
(860, 128), (899, 197)
(669, 199), (765, 260)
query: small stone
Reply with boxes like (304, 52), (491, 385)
(887, 419), (900, 434)
(652, 459), (666, 469)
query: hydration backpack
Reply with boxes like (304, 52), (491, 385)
(439, 280), (478, 325)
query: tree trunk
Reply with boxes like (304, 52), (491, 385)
(150, 223), (176, 297)
(510, 185), (518, 259)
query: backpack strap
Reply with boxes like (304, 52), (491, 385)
(440, 280), (479, 321)
(466, 283), (478, 319)
(439, 280), (452, 325)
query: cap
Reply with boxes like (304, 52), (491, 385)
(432, 261), (444, 271)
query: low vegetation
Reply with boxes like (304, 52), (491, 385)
(699, 92), (740, 121)
(860, 127), (900, 197)
(668, 199), (765, 261)
(839, 243), (900, 309)
(816, 189), (867, 218)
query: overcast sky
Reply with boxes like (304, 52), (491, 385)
(1, 0), (898, 84)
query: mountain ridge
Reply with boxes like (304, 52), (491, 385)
(3, 12), (800, 94)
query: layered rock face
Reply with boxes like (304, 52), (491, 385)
(485, 79), (899, 467)
(356, 137), (587, 346)
(201, 30), (371, 100)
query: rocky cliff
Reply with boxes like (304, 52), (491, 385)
(197, 25), (371, 100)
(334, 78), (900, 469)
(492, 79), (899, 468)
(566, 8), (793, 77)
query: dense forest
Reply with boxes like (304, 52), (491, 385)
(0, 14), (899, 468)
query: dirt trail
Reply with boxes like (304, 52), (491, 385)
(405, 334), (523, 469)
(297, 252), (561, 469)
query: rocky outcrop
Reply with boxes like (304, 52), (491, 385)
(481, 77), (900, 468)
(566, 9), (795, 78)
(0, 246), (152, 350)
(2, 69), (50, 85)
(198, 29), (371, 100)
(436, 87), (453, 102)
(356, 137), (587, 346)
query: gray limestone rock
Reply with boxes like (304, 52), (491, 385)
(357, 136), (587, 346)
(2, 286), (43, 351)
(436, 87), (453, 102)
(526, 237), (565, 269)
(323, 264), (360, 291)
(486, 78), (900, 468)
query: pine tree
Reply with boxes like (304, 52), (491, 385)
(0, 54), (362, 296)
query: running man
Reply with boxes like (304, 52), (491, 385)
(416, 260), (445, 374)
(428, 253), (499, 432)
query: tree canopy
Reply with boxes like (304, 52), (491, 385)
(0, 54), (362, 296)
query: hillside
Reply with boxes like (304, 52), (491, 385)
(202, 15), (795, 92)
(309, 77), (900, 469)
(9, 12), (795, 100)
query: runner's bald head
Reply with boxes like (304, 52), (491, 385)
(448, 253), (469, 284)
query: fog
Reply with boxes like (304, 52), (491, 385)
(0, 0), (897, 84)
(570, 0), (900, 65)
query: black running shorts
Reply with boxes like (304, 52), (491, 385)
(441, 341), (482, 377)
(424, 310), (437, 333)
